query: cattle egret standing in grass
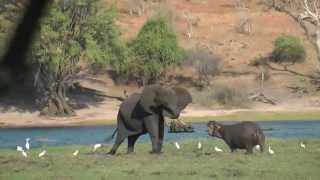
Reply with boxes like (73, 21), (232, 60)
(93, 144), (102, 152)
(25, 138), (30, 150)
(300, 142), (306, 149)
(214, 146), (223, 152)
(268, 145), (274, 155)
(38, 150), (46, 158)
(22, 150), (27, 158)
(197, 141), (202, 149)
(174, 142), (181, 150)
(255, 145), (261, 151)
(17, 146), (23, 152)
(73, 150), (79, 156)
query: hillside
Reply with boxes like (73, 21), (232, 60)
(1, 0), (320, 127)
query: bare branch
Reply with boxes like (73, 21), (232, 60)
(304, 0), (320, 24)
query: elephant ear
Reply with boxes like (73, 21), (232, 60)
(139, 84), (161, 114)
(172, 87), (192, 112)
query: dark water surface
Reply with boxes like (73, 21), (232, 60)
(1, 121), (320, 148)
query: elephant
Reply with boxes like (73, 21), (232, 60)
(108, 84), (192, 155)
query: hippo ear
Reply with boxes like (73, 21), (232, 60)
(215, 124), (221, 130)
(172, 87), (192, 112)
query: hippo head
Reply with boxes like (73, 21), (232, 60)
(207, 121), (223, 138)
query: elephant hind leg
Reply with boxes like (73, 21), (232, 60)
(127, 134), (141, 154)
(108, 133), (126, 155)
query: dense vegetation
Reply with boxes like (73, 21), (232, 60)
(271, 35), (306, 65)
(30, 0), (128, 116)
(0, 0), (185, 116)
(121, 16), (185, 85)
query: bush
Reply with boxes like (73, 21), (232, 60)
(187, 48), (222, 87)
(128, 15), (185, 84)
(271, 35), (306, 64)
(191, 85), (248, 108)
(249, 54), (269, 67)
(214, 86), (248, 107)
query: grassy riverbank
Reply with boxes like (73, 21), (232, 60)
(1, 139), (320, 180)
(182, 110), (320, 122)
(74, 110), (320, 127)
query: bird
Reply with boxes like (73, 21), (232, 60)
(73, 150), (79, 156)
(268, 145), (274, 155)
(25, 138), (30, 150)
(214, 146), (223, 152)
(300, 142), (306, 149)
(17, 146), (23, 152)
(174, 142), (181, 150)
(93, 144), (102, 152)
(21, 150), (27, 158)
(255, 145), (261, 150)
(197, 141), (202, 149)
(38, 150), (46, 158)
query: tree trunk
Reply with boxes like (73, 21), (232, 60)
(316, 26), (320, 63)
(40, 83), (75, 116)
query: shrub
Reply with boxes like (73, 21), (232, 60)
(128, 15), (185, 84)
(271, 35), (306, 64)
(191, 85), (248, 108)
(214, 86), (248, 107)
(186, 48), (222, 88)
(249, 55), (269, 67)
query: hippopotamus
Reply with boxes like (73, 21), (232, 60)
(207, 121), (265, 154)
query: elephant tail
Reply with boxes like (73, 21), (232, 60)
(104, 128), (118, 142)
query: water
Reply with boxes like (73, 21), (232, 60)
(1, 121), (320, 148)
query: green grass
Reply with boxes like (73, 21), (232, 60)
(1, 139), (320, 180)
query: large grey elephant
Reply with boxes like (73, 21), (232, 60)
(108, 84), (192, 155)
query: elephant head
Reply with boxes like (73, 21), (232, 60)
(139, 84), (192, 119)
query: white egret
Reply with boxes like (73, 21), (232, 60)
(25, 138), (30, 150)
(22, 150), (27, 158)
(38, 150), (46, 158)
(268, 145), (274, 155)
(73, 150), (79, 156)
(214, 146), (223, 152)
(93, 144), (102, 152)
(300, 142), (306, 149)
(174, 142), (181, 150)
(197, 141), (202, 149)
(17, 146), (23, 152)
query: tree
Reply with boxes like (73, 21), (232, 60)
(301, 0), (320, 63)
(268, 0), (320, 64)
(31, 0), (127, 116)
(128, 16), (185, 85)
(187, 48), (222, 88)
(271, 35), (306, 65)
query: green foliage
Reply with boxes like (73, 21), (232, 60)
(31, 0), (127, 77)
(125, 15), (185, 84)
(271, 35), (306, 64)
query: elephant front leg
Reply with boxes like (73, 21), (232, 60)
(144, 116), (161, 154)
(158, 118), (164, 151)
